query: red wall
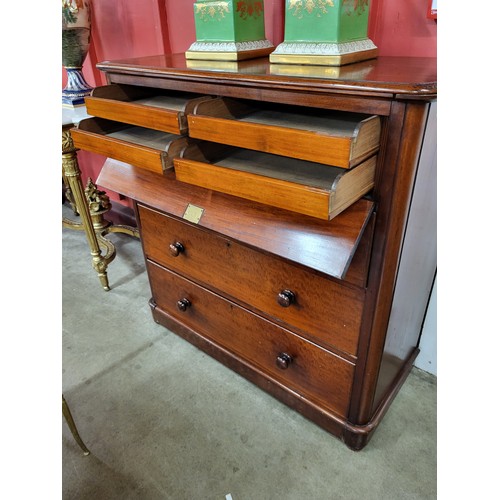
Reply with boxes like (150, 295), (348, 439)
(64, 0), (436, 210)
(369, 0), (437, 57)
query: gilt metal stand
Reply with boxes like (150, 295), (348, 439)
(62, 108), (139, 291)
(62, 395), (90, 456)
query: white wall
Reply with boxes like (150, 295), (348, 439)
(414, 277), (437, 376)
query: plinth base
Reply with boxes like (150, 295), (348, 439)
(186, 40), (274, 61)
(270, 40), (377, 67)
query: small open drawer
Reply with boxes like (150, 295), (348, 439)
(187, 98), (381, 169)
(71, 117), (188, 175)
(85, 84), (214, 135)
(174, 144), (376, 220)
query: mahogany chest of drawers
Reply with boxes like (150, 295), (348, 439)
(74, 54), (437, 450)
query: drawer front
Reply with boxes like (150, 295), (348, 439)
(148, 260), (355, 417)
(188, 98), (381, 169)
(85, 84), (214, 134)
(71, 117), (188, 175)
(139, 205), (365, 357)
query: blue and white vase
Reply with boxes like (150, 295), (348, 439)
(62, 0), (93, 107)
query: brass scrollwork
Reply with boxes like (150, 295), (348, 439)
(62, 129), (76, 154)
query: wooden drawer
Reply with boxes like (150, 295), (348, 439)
(188, 97), (381, 169)
(139, 205), (365, 357)
(175, 145), (376, 220)
(85, 84), (213, 134)
(98, 161), (374, 282)
(71, 117), (188, 175)
(147, 260), (355, 417)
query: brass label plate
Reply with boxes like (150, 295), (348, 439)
(183, 203), (204, 224)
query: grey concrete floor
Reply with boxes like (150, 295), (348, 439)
(62, 204), (437, 500)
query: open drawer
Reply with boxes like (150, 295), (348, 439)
(174, 143), (376, 220)
(71, 117), (189, 175)
(187, 97), (381, 169)
(85, 84), (214, 134)
(97, 159), (375, 281)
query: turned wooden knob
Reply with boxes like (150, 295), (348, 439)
(169, 241), (185, 257)
(277, 289), (296, 307)
(276, 352), (293, 370)
(176, 298), (191, 312)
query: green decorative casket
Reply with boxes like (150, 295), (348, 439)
(270, 0), (377, 66)
(186, 0), (274, 61)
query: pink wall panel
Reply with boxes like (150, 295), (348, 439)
(369, 0), (437, 57)
(265, 0), (285, 47)
(164, 1), (196, 55)
(64, 0), (436, 212)
(89, 0), (170, 85)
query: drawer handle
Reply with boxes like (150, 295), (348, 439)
(277, 289), (296, 308)
(169, 242), (185, 257)
(176, 298), (191, 312)
(276, 352), (293, 370)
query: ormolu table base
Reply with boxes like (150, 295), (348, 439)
(62, 108), (139, 291)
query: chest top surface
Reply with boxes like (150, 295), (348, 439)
(96, 54), (437, 101)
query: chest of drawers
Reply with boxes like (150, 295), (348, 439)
(76, 54), (437, 450)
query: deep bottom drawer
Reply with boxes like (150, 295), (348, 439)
(147, 259), (355, 418)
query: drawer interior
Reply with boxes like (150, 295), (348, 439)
(72, 117), (189, 175)
(175, 143), (376, 220)
(90, 84), (208, 112)
(202, 149), (349, 190)
(76, 117), (185, 151)
(196, 98), (375, 136)
(85, 84), (215, 134)
(189, 97), (381, 168)
(90, 83), (191, 102)
(105, 125), (181, 150)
